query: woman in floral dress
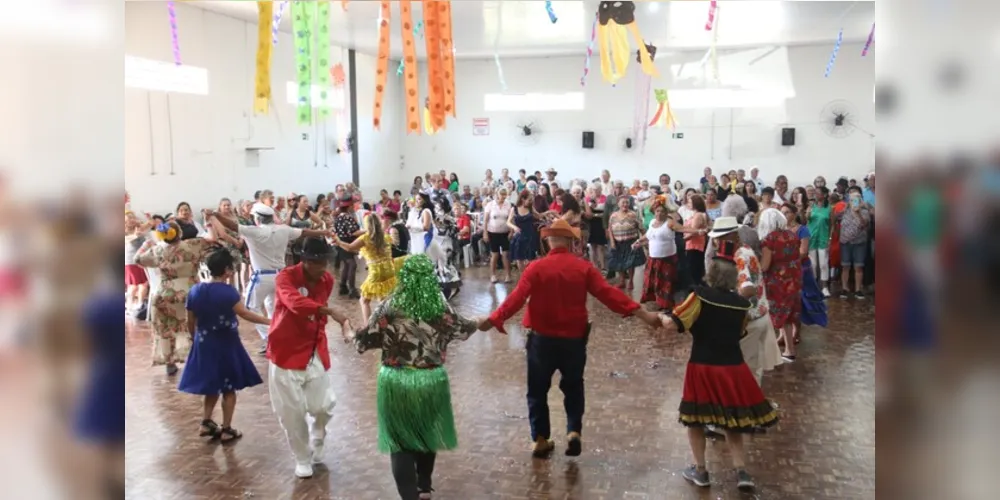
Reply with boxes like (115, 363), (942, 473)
(757, 208), (802, 362)
(134, 220), (218, 375)
(348, 255), (483, 500)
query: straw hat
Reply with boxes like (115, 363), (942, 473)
(541, 219), (581, 240)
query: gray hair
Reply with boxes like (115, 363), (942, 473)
(757, 208), (787, 240)
(705, 259), (739, 290)
(721, 195), (749, 220)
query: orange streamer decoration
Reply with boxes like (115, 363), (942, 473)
(400, 0), (421, 134)
(373, 0), (391, 129)
(423, 1), (445, 130)
(438, 1), (456, 118)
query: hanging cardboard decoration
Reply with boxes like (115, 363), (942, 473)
(373, 0), (391, 129)
(315, 1), (332, 118)
(423, 1), (445, 130)
(330, 63), (345, 88)
(400, 0), (421, 133)
(292, 1), (316, 125)
(437, 0), (456, 117)
(253, 1), (273, 114)
(649, 89), (677, 131)
(596, 1), (657, 84)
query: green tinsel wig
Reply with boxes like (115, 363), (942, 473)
(391, 254), (446, 323)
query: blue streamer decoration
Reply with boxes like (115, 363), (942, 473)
(824, 29), (843, 78)
(397, 60), (405, 77)
(545, 1), (558, 23)
(414, 20), (423, 38)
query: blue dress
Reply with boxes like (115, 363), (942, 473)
(75, 291), (126, 444)
(178, 282), (263, 395)
(509, 210), (538, 261)
(797, 225), (829, 327)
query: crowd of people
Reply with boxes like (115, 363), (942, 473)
(122, 164), (875, 497)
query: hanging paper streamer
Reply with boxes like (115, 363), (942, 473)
(253, 1), (273, 114)
(597, 1), (657, 85)
(708, 4), (720, 82)
(438, 1), (457, 118)
(705, 0), (717, 30)
(424, 0), (446, 129)
(271, 1), (289, 46)
(414, 21), (424, 38)
(649, 89), (677, 131)
(167, 1), (181, 66)
(315, 1), (332, 118)
(632, 43), (656, 152)
(400, 0), (421, 134)
(861, 22), (874, 56)
(580, 12), (598, 86)
(825, 28), (843, 78)
(397, 60), (405, 76)
(373, 0), (391, 129)
(493, 2), (507, 91)
(423, 98), (437, 135)
(292, 1), (315, 125)
(342, 0), (349, 11)
(545, 1), (558, 23)
(330, 64), (345, 87)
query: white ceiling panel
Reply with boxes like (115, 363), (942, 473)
(190, 1), (876, 59)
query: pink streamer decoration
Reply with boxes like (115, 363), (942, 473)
(705, 0), (718, 31)
(861, 22), (874, 56)
(580, 11), (598, 86)
(167, 1), (180, 66)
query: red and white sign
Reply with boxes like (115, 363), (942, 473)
(472, 118), (490, 136)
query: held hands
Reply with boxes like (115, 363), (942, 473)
(341, 320), (355, 344)
(476, 316), (493, 332)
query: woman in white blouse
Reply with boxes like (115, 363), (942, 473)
(632, 197), (695, 311)
(482, 188), (513, 283)
(406, 193), (435, 254)
(482, 169), (498, 190)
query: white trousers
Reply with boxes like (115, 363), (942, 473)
(246, 273), (276, 340)
(809, 248), (830, 282)
(741, 314), (783, 387)
(269, 355), (337, 466)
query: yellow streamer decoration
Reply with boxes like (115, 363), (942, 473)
(253, 1), (274, 114)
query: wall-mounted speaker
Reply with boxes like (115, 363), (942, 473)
(781, 127), (796, 146)
(582, 131), (595, 149)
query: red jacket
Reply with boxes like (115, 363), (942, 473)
(266, 264), (335, 370)
(489, 248), (640, 338)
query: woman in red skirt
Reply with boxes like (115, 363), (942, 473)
(633, 196), (702, 311)
(661, 240), (778, 491)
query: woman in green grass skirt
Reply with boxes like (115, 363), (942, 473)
(348, 255), (484, 500)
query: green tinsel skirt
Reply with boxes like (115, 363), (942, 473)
(376, 365), (458, 454)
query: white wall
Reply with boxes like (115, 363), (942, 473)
(401, 43), (875, 189)
(124, 2), (402, 214)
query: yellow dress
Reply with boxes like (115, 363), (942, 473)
(358, 234), (397, 300)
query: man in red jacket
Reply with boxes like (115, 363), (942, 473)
(267, 237), (353, 479)
(481, 219), (661, 458)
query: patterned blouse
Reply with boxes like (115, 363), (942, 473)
(609, 211), (642, 241)
(734, 245), (769, 321)
(354, 298), (478, 368)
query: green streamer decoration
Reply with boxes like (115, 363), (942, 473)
(390, 255), (446, 323)
(315, 1), (332, 118)
(292, 1), (315, 125)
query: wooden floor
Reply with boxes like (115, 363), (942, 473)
(125, 266), (875, 500)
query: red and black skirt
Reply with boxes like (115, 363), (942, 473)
(641, 255), (677, 310)
(124, 264), (148, 286)
(678, 362), (778, 432)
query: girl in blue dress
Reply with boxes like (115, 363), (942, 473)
(508, 190), (541, 270)
(178, 249), (271, 442)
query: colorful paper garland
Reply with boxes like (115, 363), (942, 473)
(825, 28), (843, 78)
(167, 1), (180, 66)
(705, 0), (717, 31)
(545, 1), (558, 24)
(649, 89), (677, 131)
(580, 11), (598, 86)
(253, 2), (273, 115)
(400, 0), (420, 133)
(271, 1), (289, 46)
(292, 1), (316, 124)
(861, 22), (874, 56)
(373, 0), (391, 129)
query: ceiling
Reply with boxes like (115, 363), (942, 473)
(196, 1), (875, 60)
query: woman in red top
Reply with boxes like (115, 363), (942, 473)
(758, 208), (803, 362)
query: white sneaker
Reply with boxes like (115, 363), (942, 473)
(311, 440), (325, 464)
(294, 463), (314, 478)
(822, 287), (831, 298)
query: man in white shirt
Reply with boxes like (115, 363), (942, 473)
(209, 203), (333, 353)
(749, 166), (766, 193)
(600, 170), (613, 195)
(543, 168), (559, 188)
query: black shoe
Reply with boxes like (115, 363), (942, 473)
(855, 291), (865, 300)
(682, 465), (710, 487)
(838, 290), (849, 299)
(338, 286), (349, 296)
(349, 289), (361, 299)
(565, 432), (582, 457)
(736, 469), (756, 490)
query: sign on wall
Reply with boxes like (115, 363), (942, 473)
(472, 118), (490, 136)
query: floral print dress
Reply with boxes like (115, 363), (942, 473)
(354, 299), (479, 368)
(762, 229), (802, 330)
(134, 238), (215, 365)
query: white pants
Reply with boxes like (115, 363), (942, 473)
(269, 355), (337, 466)
(741, 314), (783, 387)
(246, 273), (276, 340)
(809, 248), (830, 282)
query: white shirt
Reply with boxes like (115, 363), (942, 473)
(484, 200), (512, 233)
(646, 220), (677, 259)
(238, 224), (304, 271)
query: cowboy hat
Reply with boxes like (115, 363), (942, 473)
(299, 237), (334, 261)
(707, 216), (740, 238)
(541, 219), (581, 240)
(545, 167), (558, 175)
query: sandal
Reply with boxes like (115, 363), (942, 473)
(199, 419), (220, 437)
(218, 426), (243, 443)
(490, 275), (498, 284)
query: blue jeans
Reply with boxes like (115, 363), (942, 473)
(841, 242), (867, 268)
(526, 333), (587, 441)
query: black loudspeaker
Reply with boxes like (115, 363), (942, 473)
(582, 131), (595, 149)
(781, 127), (796, 146)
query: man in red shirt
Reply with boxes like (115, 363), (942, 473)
(481, 219), (661, 458)
(267, 237), (353, 479)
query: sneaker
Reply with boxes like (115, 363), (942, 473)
(294, 463), (314, 478)
(531, 437), (555, 458)
(682, 465), (710, 487)
(736, 469), (755, 490)
(838, 290), (849, 299)
(565, 432), (582, 457)
(311, 440), (325, 464)
(855, 291), (865, 300)
(822, 287), (831, 298)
